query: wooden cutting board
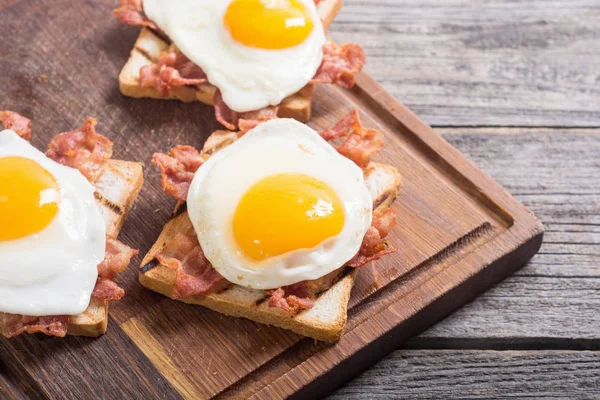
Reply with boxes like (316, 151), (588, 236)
(0, 1), (543, 399)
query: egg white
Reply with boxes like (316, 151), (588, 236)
(0, 130), (105, 316)
(143, 0), (326, 112)
(187, 119), (373, 290)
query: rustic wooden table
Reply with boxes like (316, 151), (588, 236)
(326, 1), (600, 398)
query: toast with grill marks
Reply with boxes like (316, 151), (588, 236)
(139, 129), (401, 341)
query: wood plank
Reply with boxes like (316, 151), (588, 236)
(418, 276), (600, 340)
(329, 350), (600, 399)
(442, 127), (600, 278)
(0, 323), (180, 399)
(329, 0), (600, 127)
(409, 128), (600, 340)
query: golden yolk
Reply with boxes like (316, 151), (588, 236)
(224, 0), (314, 50)
(0, 157), (59, 241)
(233, 173), (345, 261)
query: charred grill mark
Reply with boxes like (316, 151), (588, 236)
(153, 29), (172, 45)
(291, 267), (352, 319)
(140, 258), (159, 274)
(255, 295), (269, 307)
(173, 202), (188, 218)
(94, 192), (123, 216)
(217, 285), (232, 295)
(373, 191), (391, 211)
(134, 46), (154, 62)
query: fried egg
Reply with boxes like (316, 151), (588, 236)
(187, 119), (372, 289)
(143, 0), (326, 112)
(0, 130), (105, 316)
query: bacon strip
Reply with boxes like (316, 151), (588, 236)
(98, 236), (139, 280)
(269, 288), (315, 312)
(46, 117), (113, 183)
(320, 109), (384, 168)
(92, 236), (138, 303)
(214, 90), (279, 132)
(311, 41), (366, 89)
(140, 45), (207, 97)
(348, 208), (397, 268)
(155, 233), (229, 299)
(92, 278), (125, 302)
(113, 0), (158, 30)
(152, 145), (204, 202)
(268, 268), (344, 312)
(0, 314), (69, 339)
(0, 111), (32, 140)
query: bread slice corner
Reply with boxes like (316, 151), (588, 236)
(67, 159), (144, 337)
(118, 0), (343, 123)
(139, 129), (402, 341)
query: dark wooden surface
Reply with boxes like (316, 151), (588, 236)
(326, 0), (600, 398)
(0, 0), (591, 399)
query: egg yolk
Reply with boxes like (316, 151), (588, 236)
(0, 157), (59, 241)
(224, 0), (314, 50)
(233, 173), (345, 261)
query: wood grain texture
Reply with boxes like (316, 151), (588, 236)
(330, 350), (600, 399)
(415, 128), (600, 340)
(329, 0), (600, 127)
(0, 324), (179, 400)
(329, 128), (600, 396)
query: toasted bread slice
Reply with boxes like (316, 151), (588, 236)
(0, 158), (143, 338)
(9, 159), (142, 338)
(139, 130), (402, 341)
(118, 0), (343, 123)
(66, 159), (143, 337)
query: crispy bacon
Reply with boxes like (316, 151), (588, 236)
(46, 117), (113, 183)
(0, 314), (69, 339)
(320, 109), (384, 168)
(140, 45), (207, 97)
(268, 268), (343, 312)
(155, 233), (229, 299)
(113, 0), (158, 30)
(152, 145), (204, 201)
(213, 90), (279, 132)
(92, 278), (125, 302)
(92, 236), (137, 302)
(0, 111), (32, 140)
(311, 41), (366, 89)
(349, 208), (397, 268)
(269, 288), (315, 312)
(98, 236), (139, 280)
